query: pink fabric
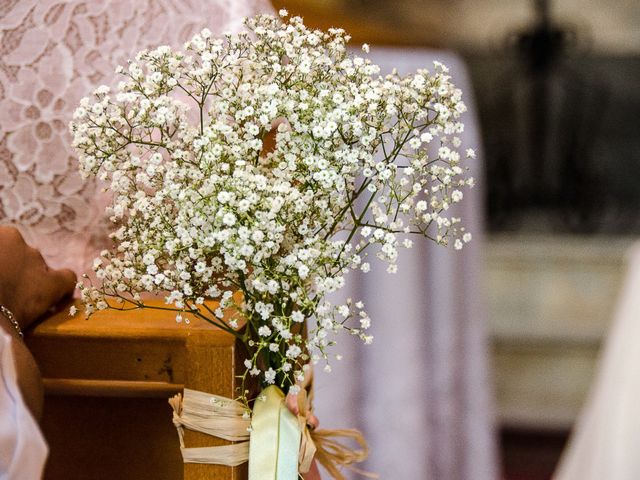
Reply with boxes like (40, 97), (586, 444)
(0, 0), (269, 274)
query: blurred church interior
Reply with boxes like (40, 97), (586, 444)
(275, 1), (640, 479)
(2, 0), (638, 478)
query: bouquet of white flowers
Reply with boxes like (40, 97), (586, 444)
(70, 10), (473, 478)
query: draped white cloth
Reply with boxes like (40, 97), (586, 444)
(314, 48), (499, 480)
(0, 332), (48, 479)
(553, 243), (640, 480)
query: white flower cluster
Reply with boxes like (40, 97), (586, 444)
(70, 11), (474, 402)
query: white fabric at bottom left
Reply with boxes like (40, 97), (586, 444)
(0, 332), (48, 480)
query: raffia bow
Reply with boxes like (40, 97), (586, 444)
(168, 389), (250, 466)
(169, 385), (376, 479)
(296, 386), (377, 479)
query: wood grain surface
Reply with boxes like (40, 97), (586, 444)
(27, 299), (245, 480)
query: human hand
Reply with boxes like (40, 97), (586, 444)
(0, 226), (76, 421)
(302, 460), (322, 480)
(0, 226), (76, 333)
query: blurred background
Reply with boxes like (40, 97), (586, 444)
(274, 1), (640, 479)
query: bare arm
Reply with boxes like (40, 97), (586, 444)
(0, 226), (76, 420)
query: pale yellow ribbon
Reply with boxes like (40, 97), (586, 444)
(248, 386), (301, 480)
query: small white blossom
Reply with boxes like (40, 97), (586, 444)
(289, 385), (301, 395)
(71, 13), (473, 404)
(451, 190), (463, 202)
(409, 137), (422, 149)
(264, 368), (276, 384)
(286, 345), (302, 359)
(222, 212), (236, 226)
(258, 326), (272, 337)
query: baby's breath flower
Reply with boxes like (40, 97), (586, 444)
(265, 368), (276, 384)
(71, 12), (473, 403)
(258, 326), (272, 337)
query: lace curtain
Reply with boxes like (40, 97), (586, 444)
(0, 0), (269, 273)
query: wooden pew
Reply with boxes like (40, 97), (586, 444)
(26, 300), (247, 480)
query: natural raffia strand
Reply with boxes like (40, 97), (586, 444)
(295, 386), (377, 479)
(168, 389), (250, 466)
(313, 429), (377, 480)
(169, 387), (376, 478)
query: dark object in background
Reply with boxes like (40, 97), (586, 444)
(480, 0), (618, 233)
(501, 427), (569, 480)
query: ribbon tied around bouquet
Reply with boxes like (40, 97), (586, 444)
(169, 383), (376, 479)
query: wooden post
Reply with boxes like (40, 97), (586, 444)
(182, 333), (247, 480)
(26, 299), (246, 480)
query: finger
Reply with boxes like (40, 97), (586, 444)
(27, 246), (47, 270)
(303, 460), (321, 480)
(0, 228), (26, 269)
(0, 225), (26, 245)
(34, 268), (77, 315)
(285, 392), (300, 415)
(47, 268), (77, 304)
(21, 268), (76, 325)
(306, 414), (319, 431)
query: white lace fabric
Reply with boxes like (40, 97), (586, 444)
(0, 0), (269, 274)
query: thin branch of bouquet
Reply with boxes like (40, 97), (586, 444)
(70, 11), (475, 406)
